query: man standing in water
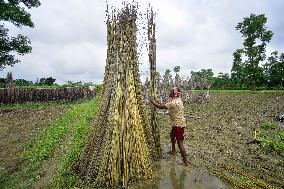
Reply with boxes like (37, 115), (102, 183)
(150, 86), (189, 166)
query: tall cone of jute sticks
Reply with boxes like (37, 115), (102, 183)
(148, 7), (161, 158)
(77, 3), (160, 188)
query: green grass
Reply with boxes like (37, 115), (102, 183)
(0, 169), (17, 189)
(256, 136), (284, 152)
(0, 97), (100, 189)
(52, 97), (100, 188)
(260, 122), (277, 130)
(278, 131), (284, 141)
(256, 122), (284, 153)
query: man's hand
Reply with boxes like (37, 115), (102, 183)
(149, 97), (167, 109)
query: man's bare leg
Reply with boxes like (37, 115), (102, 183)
(177, 140), (188, 166)
(167, 132), (176, 155)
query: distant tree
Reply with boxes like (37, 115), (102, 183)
(202, 69), (214, 88)
(264, 51), (284, 88)
(190, 69), (213, 90)
(39, 77), (56, 86)
(173, 66), (180, 74)
(231, 49), (248, 89)
(45, 77), (56, 85)
(13, 79), (33, 86)
(280, 53), (284, 88)
(173, 66), (181, 87)
(0, 0), (41, 70)
(164, 69), (172, 80)
(162, 69), (173, 89)
(235, 14), (273, 90)
(220, 73), (230, 89)
(39, 78), (46, 84)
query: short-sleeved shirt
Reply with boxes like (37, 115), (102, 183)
(165, 98), (186, 127)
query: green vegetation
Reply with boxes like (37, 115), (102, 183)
(256, 137), (284, 152)
(157, 14), (284, 91)
(233, 14), (273, 90)
(0, 77), (102, 91)
(278, 131), (284, 141)
(0, 169), (16, 189)
(52, 98), (100, 188)
(260, 122), (277, 129)
(256, 121), (284, 153)
(0, 97), (100, 189)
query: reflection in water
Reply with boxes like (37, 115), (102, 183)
(130, 155), (232, 189)
(169, 157), (187, 189)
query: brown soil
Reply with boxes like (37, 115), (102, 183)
(1, 92), (284, 189)
(0, 107), (66, 174)
(158, 92), (284, 188)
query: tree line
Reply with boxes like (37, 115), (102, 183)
(0, 76), (56, 88)
(0, 75), (96, 89)
(155, 14), (284, 90)
(0, 1), (283, 90)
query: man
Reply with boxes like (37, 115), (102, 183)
(150, 87), (189, 166)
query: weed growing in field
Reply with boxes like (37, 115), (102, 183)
(256, 121), (284, 153)
(256, 136), (284, 152)
(0, 170), (19, 189)
(278, 131), (284, 141)
(260, 122), (277, 129)
(52, 97), (100, 188)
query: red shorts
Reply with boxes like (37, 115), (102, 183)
(171, 126), (185, 141)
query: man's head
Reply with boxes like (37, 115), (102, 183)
(169, 86), (181, 98)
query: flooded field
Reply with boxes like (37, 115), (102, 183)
(130, 147), (233, 189)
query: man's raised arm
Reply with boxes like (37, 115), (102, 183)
(149, 98), (168, 109)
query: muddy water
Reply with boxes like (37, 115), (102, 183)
(130, 152), (233, 189)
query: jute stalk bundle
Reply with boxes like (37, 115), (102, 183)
(148, 7), (161, 157)
(78, 3), (160, 188)
(0, 86), (95, 104)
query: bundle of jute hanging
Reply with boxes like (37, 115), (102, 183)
(148, 7), (161, 157)
(0, 86), (96, 104)
(77, 3), (160, 188)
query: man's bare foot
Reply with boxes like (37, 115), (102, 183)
(167, 150), (176, 155)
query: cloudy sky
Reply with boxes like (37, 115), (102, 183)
(1, 0), (284, 84)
